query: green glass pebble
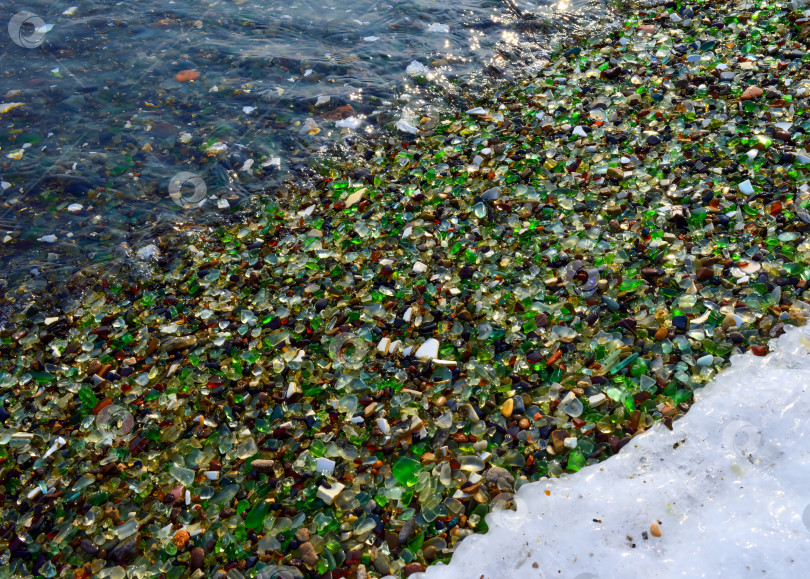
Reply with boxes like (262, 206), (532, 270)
(567, 450), (587, 472)
(610, 353), (639, 375)
(78, 387), (98, 408)
(87, 491), (109, 506)
(392, 457), (421, 487)
(618, 279), (644, 291)
(400, 489), (414, 507)
(246, 501), (270, 530)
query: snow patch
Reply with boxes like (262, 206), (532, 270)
(418, 323), (810, 578)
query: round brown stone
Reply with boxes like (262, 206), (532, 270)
(774, 130), (792, 143)
(190, 547), (205, 569)
(695, 267), (713, 282)
(299, 542), (318, 567)
(741, 86), (763, 100)
(173, 530), (190, 551)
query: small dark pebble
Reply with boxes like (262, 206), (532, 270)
(190, 547), (205, 569)
(672, 316), (689, 331)
(695, 267), (713, 282)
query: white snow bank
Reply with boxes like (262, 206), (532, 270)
(417, 324), (810, 578)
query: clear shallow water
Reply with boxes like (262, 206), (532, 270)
(0, 0), (612, 300)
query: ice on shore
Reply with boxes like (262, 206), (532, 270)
(395, 118), (419, 134)
(336, 116), (362, 129)
(406, 61), (431, 76)
(416, 323), (810, 578)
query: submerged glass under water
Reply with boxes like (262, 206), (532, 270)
(0, 0), (611, 303)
